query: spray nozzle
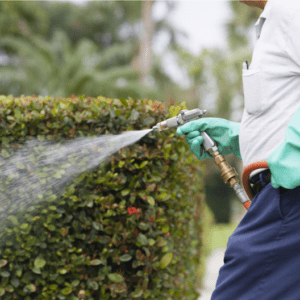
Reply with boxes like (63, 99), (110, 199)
(152, 108), (207, 132)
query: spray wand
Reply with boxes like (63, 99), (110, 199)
(152, 108), (251, 210)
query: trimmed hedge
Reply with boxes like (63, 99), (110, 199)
(0, 95), (206, 299)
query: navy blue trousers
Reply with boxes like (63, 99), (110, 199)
(211, 182), (300, 299)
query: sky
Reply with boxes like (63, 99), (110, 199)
(153, 1), (233, 86)
(157, 1), (232, 55)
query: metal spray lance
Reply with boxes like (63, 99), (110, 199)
(152, 108), (251, 210)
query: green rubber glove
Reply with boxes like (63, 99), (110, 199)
(268, 107), (300, 190)
(177, 118), (242, 160)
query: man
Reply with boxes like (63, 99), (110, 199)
(177, 0), (300, 299)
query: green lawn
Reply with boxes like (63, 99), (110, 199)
(196, 219), (241, 288)
(208, 221), (240, 252)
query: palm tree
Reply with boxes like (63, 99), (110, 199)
(0, 1), (186, 102)
(0, 30), (160, 99)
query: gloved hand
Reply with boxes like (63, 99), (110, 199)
(268, 107), (300, 189)
(177, 118), (242, 160)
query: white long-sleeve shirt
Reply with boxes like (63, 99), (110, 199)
(239, 0), (300, 177)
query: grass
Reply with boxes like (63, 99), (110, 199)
(208, 221), (240, 253)
(195, 204), (244, 288)
(195, 221), (241, 291)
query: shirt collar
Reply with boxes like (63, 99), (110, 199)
(254, 0), (271, 39)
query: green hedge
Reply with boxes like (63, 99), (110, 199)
(0, 95), (206, 299)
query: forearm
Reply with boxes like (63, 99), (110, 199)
(267, 107), (300, 189)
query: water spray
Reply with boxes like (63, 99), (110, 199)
(152, 108), (251, 210)
(0, 128), (153, 244)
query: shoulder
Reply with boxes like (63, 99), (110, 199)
(267, 0), (300, 30)
(272, 0), (300, 11)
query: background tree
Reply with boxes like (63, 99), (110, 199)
(0, 1), (185, 102)
(0, 30), (139, 98)
(0, 1), (49, 37)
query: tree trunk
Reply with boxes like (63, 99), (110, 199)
(132, 0), (155, 85)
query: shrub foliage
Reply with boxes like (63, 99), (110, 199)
(0, 95), (205, 299)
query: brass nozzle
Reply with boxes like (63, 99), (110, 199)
(211, 151), (239, 187)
